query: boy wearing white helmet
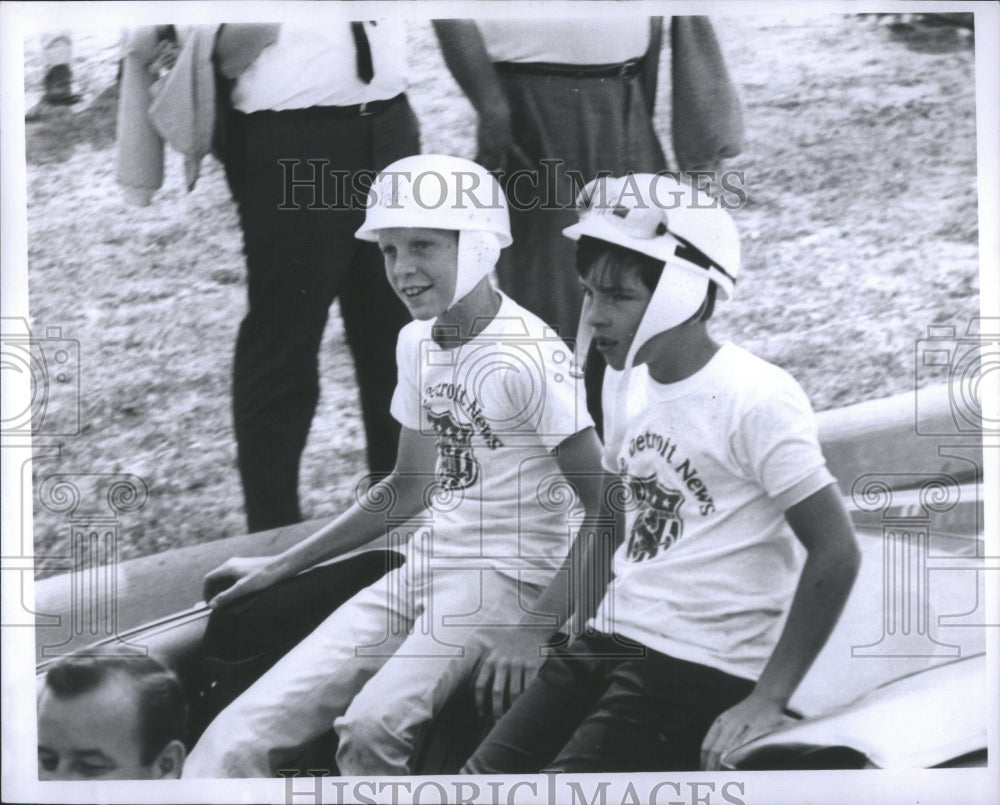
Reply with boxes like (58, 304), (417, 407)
(462, 175), (860, 773)
(184, 155), (604, 777)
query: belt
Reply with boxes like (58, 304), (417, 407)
(494, 59), (642, 80)
(245, 93), (405, 119)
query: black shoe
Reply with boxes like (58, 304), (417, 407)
(41, 64), (81, 105)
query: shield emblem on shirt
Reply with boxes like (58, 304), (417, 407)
(624, 474), (685, 562)
(426, 409), (480, 490)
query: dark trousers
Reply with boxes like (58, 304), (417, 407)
(225, 97), (419, 532)
(462, 632), (754, 773)
(494, 71), (666, 343)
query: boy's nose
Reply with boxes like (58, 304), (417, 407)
(392, 253), (417, 278)
(583, 296), (608, 327)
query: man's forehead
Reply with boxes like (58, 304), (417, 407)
(39, 674), (143, 734)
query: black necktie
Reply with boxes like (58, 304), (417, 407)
(351, 22), (374, 83)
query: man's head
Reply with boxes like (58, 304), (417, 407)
(38, 650), (187, 780)
(565, 173), (740, 371)
(356, 155), (511, 318)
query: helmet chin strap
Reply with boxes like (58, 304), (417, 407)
(449, 230), (502, 309)
(601, 260), (710, 469)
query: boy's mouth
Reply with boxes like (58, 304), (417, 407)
(400, 285), (431, 299)
(593, 336), (617, 352)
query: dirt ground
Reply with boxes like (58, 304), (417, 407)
(20, 14), (980, 577)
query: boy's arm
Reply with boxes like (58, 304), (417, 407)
(472, 426), (612, 718)
(203, 427), (438, 608)
(700, 483), (861, 770)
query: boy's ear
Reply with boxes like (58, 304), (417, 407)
(152, 740), (186, 779)
(684, 285), (717, 325)
(697, 284), (718, 322)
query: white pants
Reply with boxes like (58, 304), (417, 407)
(183, 563), (539, 777)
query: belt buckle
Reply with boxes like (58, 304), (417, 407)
(618, 61), (633, 79)
(359, 100), (373, 116)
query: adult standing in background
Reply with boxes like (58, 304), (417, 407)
(433, 16), (743, 346)
(224, 22), (418, 531)
(25, 31), (81, 120)
(433, 17), (667, 345)
(118, 21), (419, 532)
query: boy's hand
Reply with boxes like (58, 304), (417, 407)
(471, 627), (558, 720)
(699, 692), (793, 770)
(203, 556), (282, 609)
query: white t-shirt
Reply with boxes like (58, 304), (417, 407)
(591, 343), (835, 680)
(391, 292), (594, 586)
(233, 22), (407, 112)
(476, 19), (651, 65)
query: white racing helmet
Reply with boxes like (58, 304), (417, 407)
(356, 154), (512, 308)
(563, 173), (740, 466)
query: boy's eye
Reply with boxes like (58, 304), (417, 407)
(381, 246), (396, 258)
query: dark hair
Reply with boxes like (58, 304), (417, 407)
(575, 235), (664, 292)
(574, 235), (717, 322)
(44, 649), (187, 765)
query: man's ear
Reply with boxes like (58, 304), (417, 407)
(152, 740), (186, 779)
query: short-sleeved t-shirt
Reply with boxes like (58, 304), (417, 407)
(391, 292), (594, 586)
(591, 343), (835, 680)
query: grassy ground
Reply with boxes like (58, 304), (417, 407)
(21, 15), (979, 577)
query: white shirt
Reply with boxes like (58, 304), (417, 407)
(591, 344), (835, 680)
(391, 292), (594, 586)
(477, 19), (651, 65)
(233, 22), (407, 112)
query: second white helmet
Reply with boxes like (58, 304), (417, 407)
(563, 173), (739, 300)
